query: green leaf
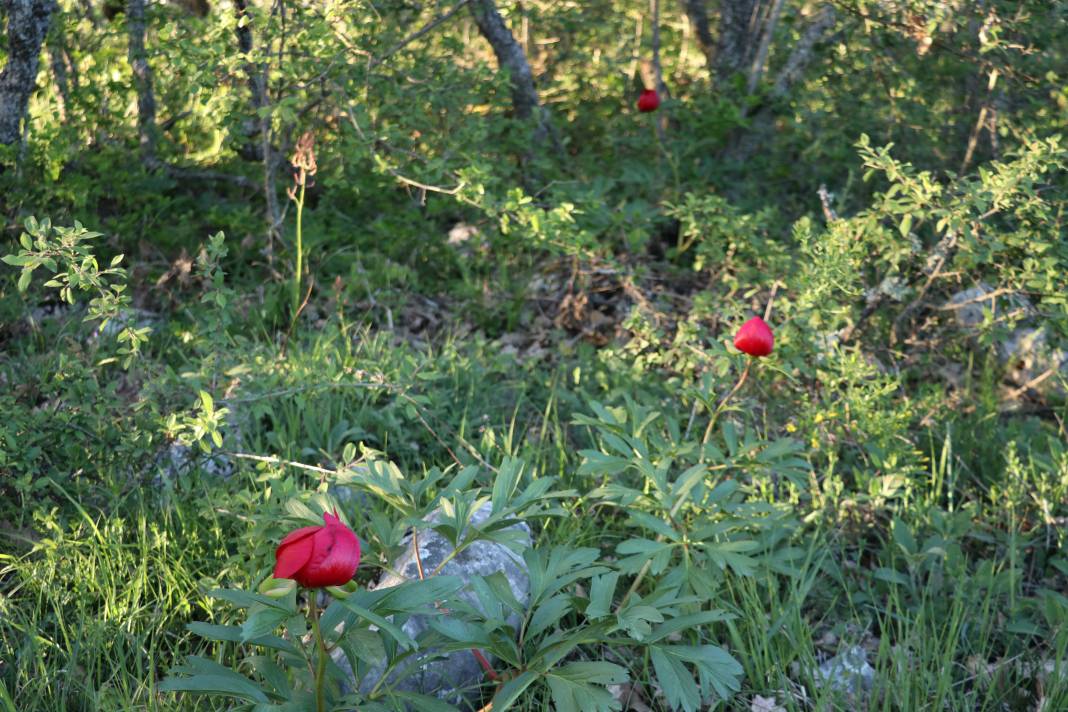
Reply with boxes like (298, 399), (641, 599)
(670, 464), (707, 505)
(490, 670), (539, 711)
(617, 604), (664, 641)
(208, 588), (292, 612)
(650, 645), (701, 712)
(241, 606), (290, 642)
(158, 674), (270, 703)
(340, 599), (417, 650)
(426, 616), (491, 647)
(665, 644), (742, 702)
(546, 662), (627, 712)
(526, 594), (572, 640)
(585, 572), (619, 620)
(185, 622), (296, 654)
(247, 656), (291, 697)
(160, 658), (271, 703)
(891, 517), (917, 555)
(492, 457), (523, 512)
(646, 610), (734, 643)
(899, 213), (913, 237)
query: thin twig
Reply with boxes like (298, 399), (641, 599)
(1003, 367), (1059, 401)
(369, 0), (473, 69)
(229, 451), (336, 476)
(763, 281), (781, 322)
(411, 527), (426, 581)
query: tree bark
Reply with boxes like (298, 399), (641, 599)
(469, 0), (548, 142)
(771, 5), (835, 98)
(0, 0), (57, 145)
(715, 0), (761, 83)
(746, 0), (784, 93)
(233, 0), (267, 161)
(233, 0), (280, 253)
(680, 0), (715, 69)
(126, 0), (157, 162)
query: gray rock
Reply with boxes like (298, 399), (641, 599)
(345, 501), (531, 707)
(945, 283), (1033, 329)
(152, 442), (234, 485)
(997, 326), (1067, 393)
(151, 398), (243, 486)
(817, 645), (875, 697)
(945, 285), (1065, 395)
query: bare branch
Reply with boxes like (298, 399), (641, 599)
(747, 0), (784, 93)
(772, 5), (836, 98)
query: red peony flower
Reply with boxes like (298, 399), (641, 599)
(637, 88), (660, 113)
(274, 511), (361, 588)
(734, 316), (774, 357)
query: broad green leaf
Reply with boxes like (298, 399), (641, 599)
(490, 670), (539, 711)
(241, 606), (290, 642)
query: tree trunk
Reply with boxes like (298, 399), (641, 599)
(680, 0), (715, 69)
(233, 0), (266, 161)
(771, 5), (835, 98)
(469, 0), (549, 143)
(126, 0), (157, 162)
(746, 0), (784, 93)
(715, 0), (761, 83)
(233, 0), (280, 254)
(0, 0), (57, 145)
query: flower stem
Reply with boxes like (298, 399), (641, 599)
(292, 176), (306, 321)
(309, 594), (327, 712)
(471, 648), (499, 681)
(699, 358), (753, 462)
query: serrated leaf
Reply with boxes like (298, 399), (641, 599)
(651, 646), (701, 712)
(546, 665), (625, 712)
(585, 572), (619, 620)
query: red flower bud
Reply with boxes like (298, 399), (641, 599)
(637, 88), (660, 113)
(274, 511), (361, 588)
(734, 316), (774, 357)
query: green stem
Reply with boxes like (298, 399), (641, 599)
(310, 594), (327, 712)
(699, 358), (753, 462)
(292, 178), (306, 320)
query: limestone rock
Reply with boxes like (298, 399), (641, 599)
(817, 645), (875, 697)
(346, 502), (531, 706)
